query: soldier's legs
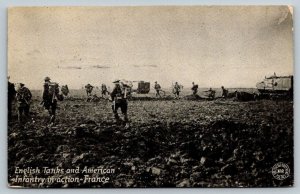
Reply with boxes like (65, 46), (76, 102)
(224, 91), (228, 98)
(156, 90), (161, 97)
(120, 101), (128, 122)
(86, 91), (90, 101)
(24, 105), (30, 120)
(17, 107), (24, 123)
(102, 90), (106, 97)
(50, 101), (57, 123)
(112, 103), (121, 122)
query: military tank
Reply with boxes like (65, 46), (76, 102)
(256, 73), (293, 98)
(134, 81), (150, 94)
(119, 80), (150, 98)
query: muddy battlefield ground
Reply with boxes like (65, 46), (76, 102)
(8, 89), (293, 188)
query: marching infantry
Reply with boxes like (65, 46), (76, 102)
(154, 81), (165, 98)
(191, 82), (198, 95)
(110, 80), (129, 127)
(16, 83), (32, 123)
(8, 76), (16, 121)
(9, 79), (238, 126)
(8, 78), (261, 128)
(173, 82), (181, 99)
(42, 76), (63, 124)
(101, 84), (109, 97)
(221, 86), (228, 98)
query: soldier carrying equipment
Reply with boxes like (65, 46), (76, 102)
(221, 86), (228, 98)
(42, 76), (63, 124)
(154, 81), (165, 98)
(16, 83), (32, 123)
(204, 88), (216, 100)
(110, 80), (129, 126)
(101, 84), (109, 97)
(61, 85), (69, 97)
(85, 84), (93, 95)
(173, 82), (181, 99)
(191, 82), (198, 95)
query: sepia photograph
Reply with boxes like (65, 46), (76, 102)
(7, 6), (293, 188)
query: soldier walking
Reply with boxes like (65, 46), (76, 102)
(85, 84), (94, 96)
(110, 80), (129, 127)
(191, 82), (198, 95)
(173, 82), (181, 99)
(42, 77), (63, 124)
(85, 83), (94, 101)
(16, 83), (32, 123)
(154, 81), (165, 98)
(221, 86), (228, 98)
(101, 84), (109, 97)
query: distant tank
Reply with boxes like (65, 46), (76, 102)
(119, 80), (150, 97)
(132, 81), (150, 94)
(256, 73), (293, 98)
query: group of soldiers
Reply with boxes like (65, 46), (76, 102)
(84, 80), (129, 127)
(84, 80), (228, 101)
(84, 83), (110, 101)
(153, 81), (229, 100)
(8, 77), (130, 128)
(8, 76), (230, 128)
(153, 81), (183, 99)
(190, 83), (229, 99)
(8, 78), (32, 123)
(8, 76), (64, 124)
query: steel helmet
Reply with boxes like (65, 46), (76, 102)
(44, 76), (51, 81)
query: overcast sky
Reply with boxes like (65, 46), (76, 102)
(8, 6), (293, 89)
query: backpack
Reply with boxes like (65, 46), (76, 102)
(16, 87), (32, 105)
(155, 84), (161, 90)
(61, 85), (69, 96)
(44, 82), (63, 102)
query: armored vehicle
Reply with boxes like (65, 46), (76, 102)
(134, 81), (150, 94)
(119, 80), (150, 97)
(256, 73), (293, 98)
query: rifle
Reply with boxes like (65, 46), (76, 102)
(51, 89), (55, 103)
(16, 91), (30, 105)
(124, 87), (127, 99)
(48, 82), (61, 102)
(112, 98), (116, 112)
